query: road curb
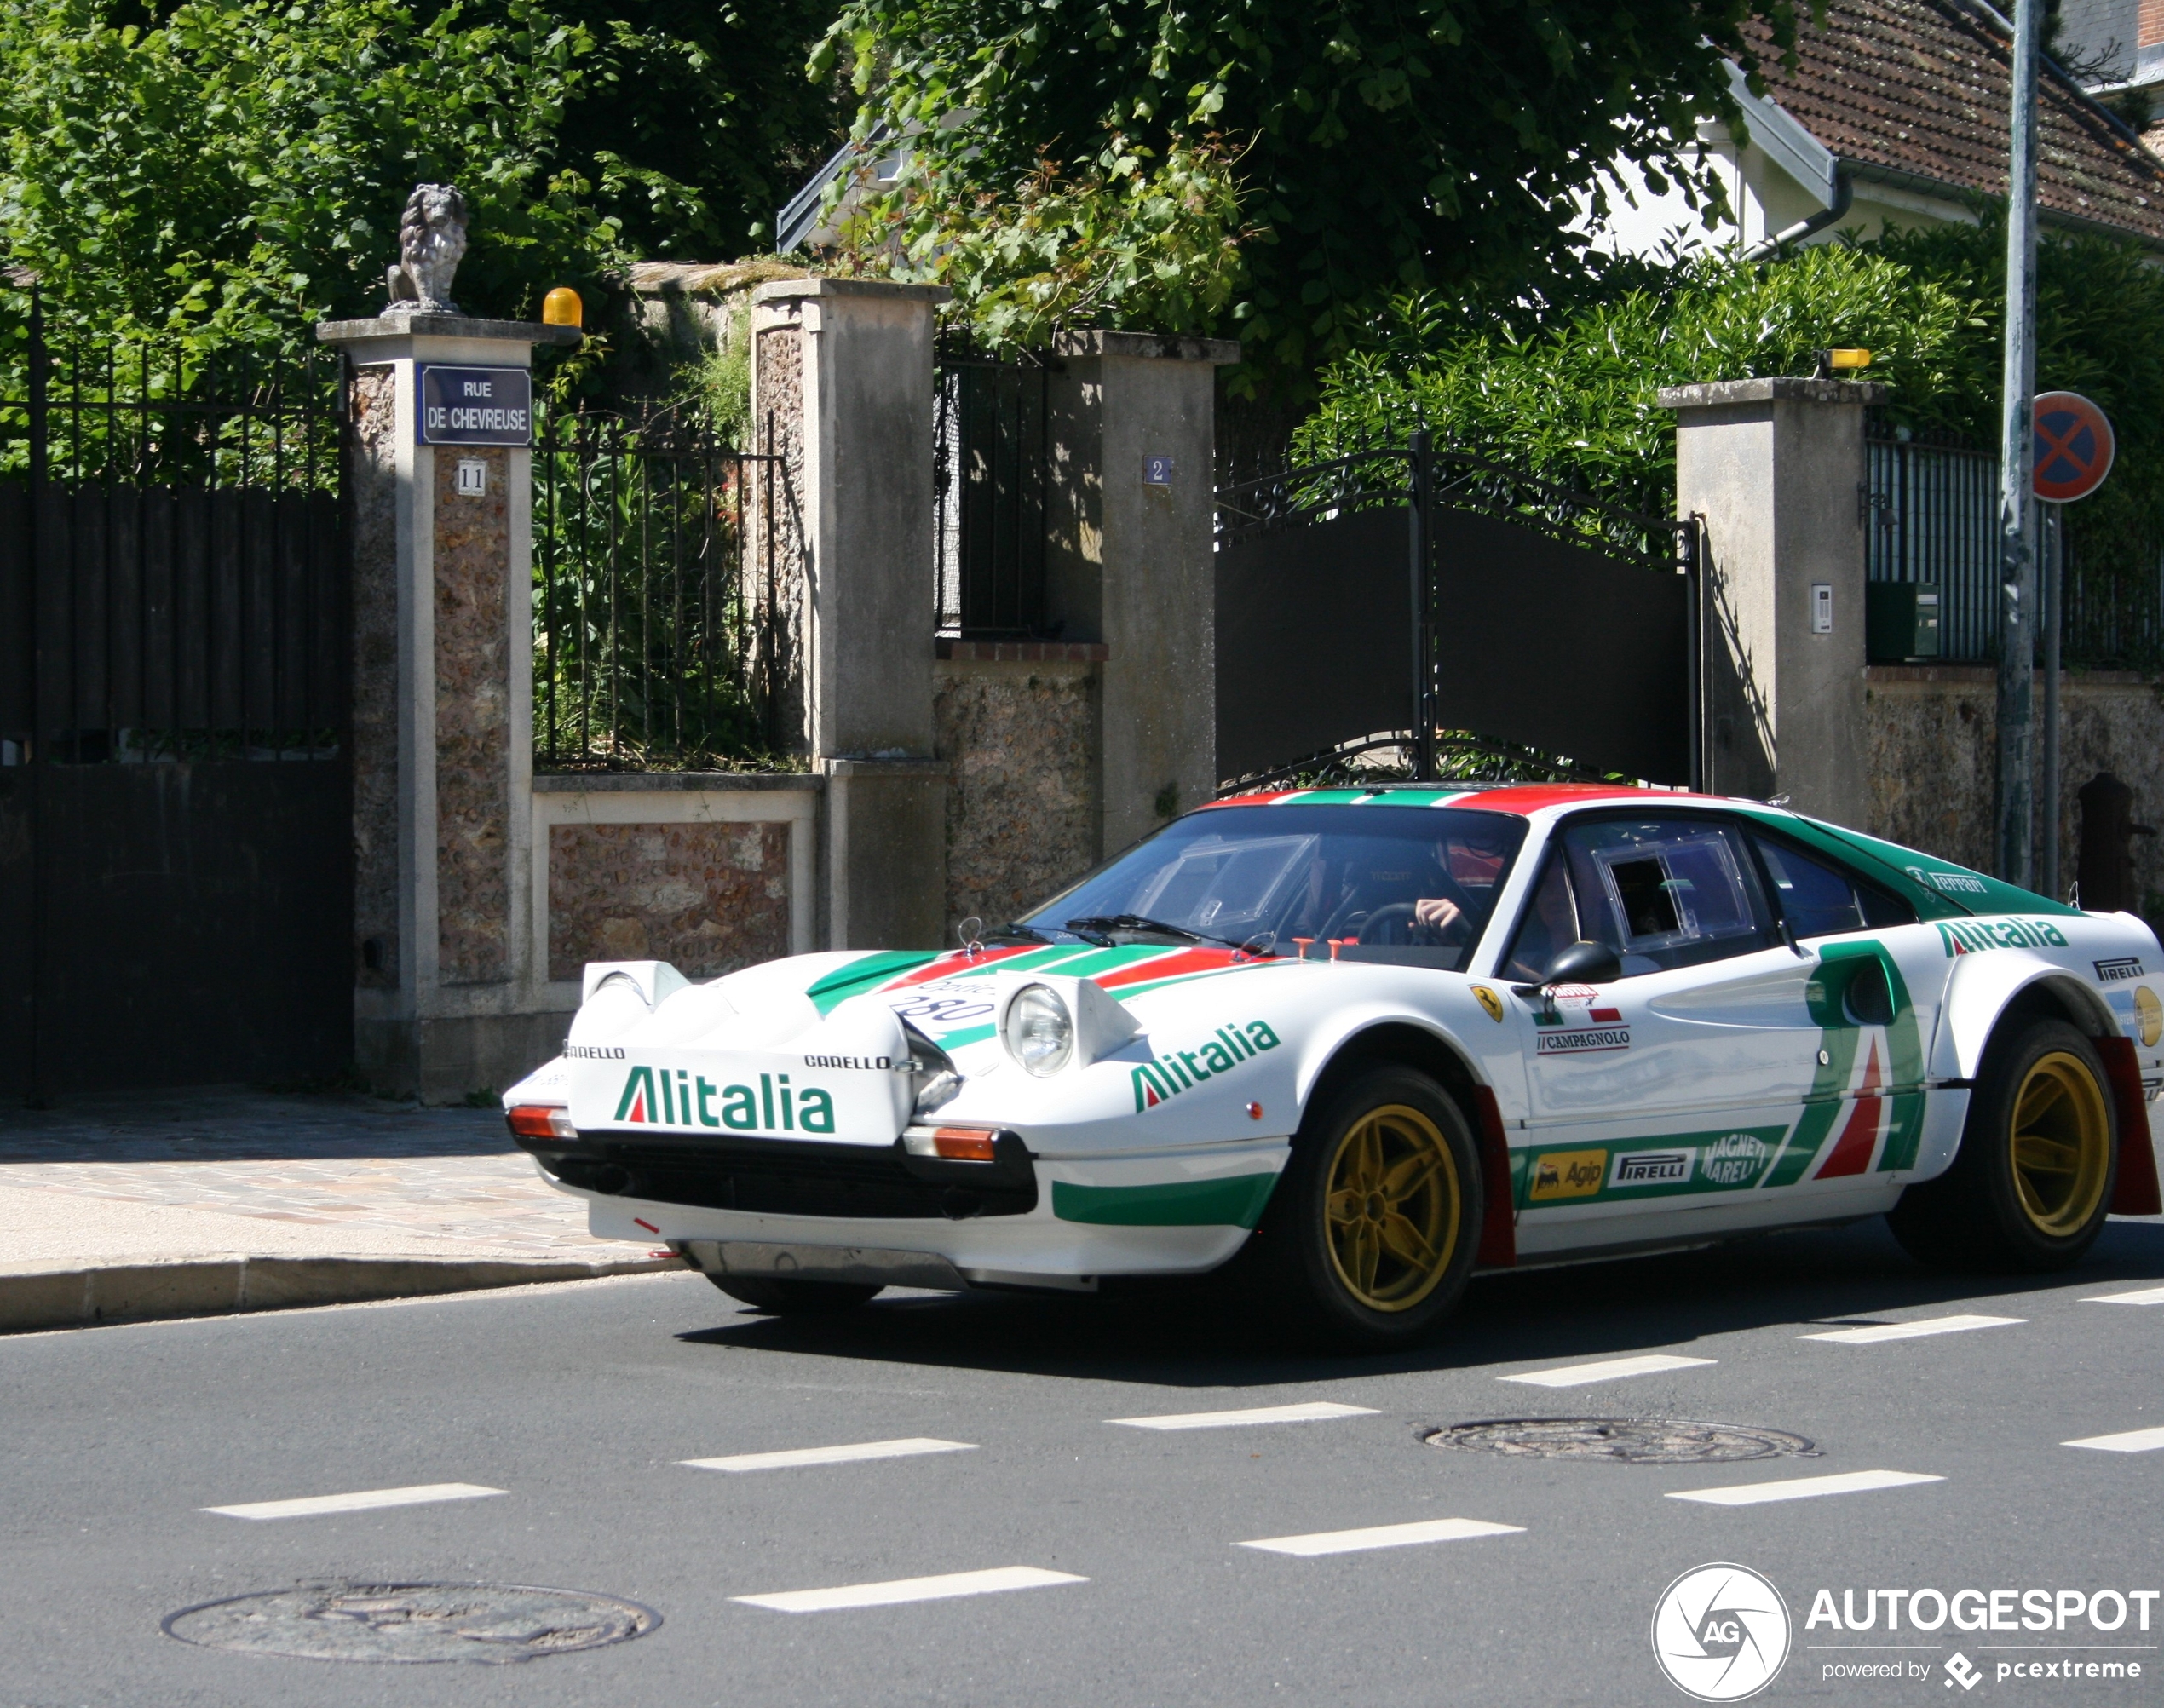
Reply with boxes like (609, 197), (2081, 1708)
(0, 1252), (685, 1334)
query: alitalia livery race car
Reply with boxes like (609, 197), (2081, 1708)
(504, 784), (2164, 1348)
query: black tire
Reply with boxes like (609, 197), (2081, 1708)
(1248, 1065), (1483, 1351)
(1889, 1018), (2119, 1273)
(705, 1274), (883, 1314)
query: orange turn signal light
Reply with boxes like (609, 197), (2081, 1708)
(507, 1104), (577, 1141)
(931, 1128), (998, 1162)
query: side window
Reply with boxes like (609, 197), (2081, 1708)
(1502, 853), (1580, 983)
(1560, 817), (1774, 975)
(1750, 834), (1918, 939)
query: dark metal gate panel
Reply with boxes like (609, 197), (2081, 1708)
(0, 305), (351, 1097)
(1212, 438), (1699, 788)
(1, 761), (353, 1092)
(1430, 509), (1689, 784)
(1215, 508), (1413, 783)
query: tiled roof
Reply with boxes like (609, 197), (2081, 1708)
(1738, 0), (2164, 244)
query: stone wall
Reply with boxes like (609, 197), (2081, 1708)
(546, 820), (790, 980)
(434, 444), (512, 983)
(1865, 664), (2164, 918)
(348, 365), (400, 992)
(935, 645), (1104, 938)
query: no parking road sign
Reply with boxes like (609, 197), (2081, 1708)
(2033, 390), (2115, 503)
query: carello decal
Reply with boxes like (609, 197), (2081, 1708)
(614, 1065), (834, 1134)
(1132, 1021), (1281, 1112)
(1936, 917), (2070, 957)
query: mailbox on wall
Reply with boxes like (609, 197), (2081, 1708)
(1866, 581), (1942, 663)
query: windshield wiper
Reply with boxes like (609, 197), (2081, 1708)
(984, 920), (1056, 943)
(1064, 914), (1274, 955)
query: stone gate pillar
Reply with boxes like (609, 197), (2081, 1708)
(748, 277), (949, 951)
(318, 307), (581, 1101)
(1045, 332), (1236, 854)
(1660, 377), (1883, 825)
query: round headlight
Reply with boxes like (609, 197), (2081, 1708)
(1002, 983), (1073, 1076)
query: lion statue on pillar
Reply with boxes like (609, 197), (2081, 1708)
(382, 183), (469, 315)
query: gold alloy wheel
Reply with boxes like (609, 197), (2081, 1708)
(1323, 1103), (1461, 1312)
(2008, 1050), (2112, 1238)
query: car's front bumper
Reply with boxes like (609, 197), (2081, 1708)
(520, 1129), (1292, 1285)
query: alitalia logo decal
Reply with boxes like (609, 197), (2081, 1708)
(1132, 1021), (1281, 1111)
(614, 1065), (836, 1133)
(1936, 917), (2069, 956)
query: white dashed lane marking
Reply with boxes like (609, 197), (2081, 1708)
(683, 1439), (976, 1473)
(202, 1482), (506, 1521)
(2082, 1285), (2164, 1306)
(1499, 1354), (1714, 1388)
(733, 1566), (1086, 1613)
(2063, 1427), (2164, 1453)
(1108, 1401), (1379, 1431)
(1238, 1517), (1525, 1557)
(1799, 1314), (2025, 1344)
(1667, 1469), (1944, 1507)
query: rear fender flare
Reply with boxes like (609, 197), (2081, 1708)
(1290, 1009), (1515, 1268)
(1931, 953), (2116, 1082)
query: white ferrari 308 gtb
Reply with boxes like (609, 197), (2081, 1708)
(504, 784), (2164, 1348)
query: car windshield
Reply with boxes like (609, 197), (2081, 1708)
(1017, 805), (1528, 972)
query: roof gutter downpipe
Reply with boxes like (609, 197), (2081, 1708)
(1742, 169), (1853, 261)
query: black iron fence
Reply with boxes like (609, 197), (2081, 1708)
(934, 342), (1050, 637)
(1865, 434), (2164, 668)
(0, 293), (353, 1096)
(532, 405), (791, 769)
(0, 297), (348, 759)
(1213, 435), (1703, 788)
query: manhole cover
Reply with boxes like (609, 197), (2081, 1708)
(1424, 1418), (1816, 1464)
(161, 1580), (659, 1665)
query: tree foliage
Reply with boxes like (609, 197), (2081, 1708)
(818, 0), (1803, 386)
(831, 132), (1251, 351)
(1296, 244), (1977, 515)
(0, 0), (847, 370)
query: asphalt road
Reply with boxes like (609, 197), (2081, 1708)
(4, 1211), (2162, 1708)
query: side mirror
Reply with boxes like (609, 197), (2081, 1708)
(1541, 940), (1622, 986)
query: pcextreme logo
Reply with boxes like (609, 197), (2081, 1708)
(1131, 1021), (1281, 1112)
(615, 1064), (836, 1134)
(1652, 1562), (1791, 1701)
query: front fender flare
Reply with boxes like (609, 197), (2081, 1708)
(1289, 1006), (1516, 1268)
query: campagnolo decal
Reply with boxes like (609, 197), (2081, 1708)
(1132, 1021), (1281, 1111)
(564, 1044), (626, 1060)
(1936, 917), (2071, 956)
(803, 1054), (899, 1070)
(1535, 1026), (1631, 1055)
(2097, 957), (2145, 982)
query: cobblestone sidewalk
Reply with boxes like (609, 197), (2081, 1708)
(0, 1088), (627, 1262)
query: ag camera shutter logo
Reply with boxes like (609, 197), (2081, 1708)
(1652, 1562), (1791, 1701)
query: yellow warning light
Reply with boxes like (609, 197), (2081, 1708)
(541, 286), (583, 329)
(1827, 348), (1873, 371)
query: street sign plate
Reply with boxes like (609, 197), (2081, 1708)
(417, 365), (533, 447)
(2032, 390), (2114, 503)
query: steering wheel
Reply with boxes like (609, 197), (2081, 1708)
(1352, 901), (1467, 947)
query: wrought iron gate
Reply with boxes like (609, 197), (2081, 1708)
(0, 299), (351, 1097)
(1213, 435), (1703, 788)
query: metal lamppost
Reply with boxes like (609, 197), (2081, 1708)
(1992, 0), (2042, 887)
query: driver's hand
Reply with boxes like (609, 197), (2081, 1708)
(1413, 897), (1463, 929)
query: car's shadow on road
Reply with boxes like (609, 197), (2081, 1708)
(673, 1215), (2164, 1390)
